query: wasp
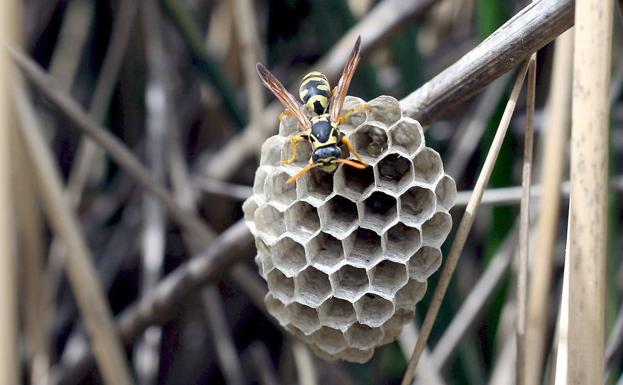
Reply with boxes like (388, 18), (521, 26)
(256, 36), (369, 184)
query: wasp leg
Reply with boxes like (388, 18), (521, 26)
(287, 163), (320, 184)
(337, 104), (371, 125)
(340, 135), (367, 166)
(281, 135), (307, 165)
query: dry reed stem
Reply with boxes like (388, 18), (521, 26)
(202, 288), (246, 385)
(13, 131), (47, 383)
(399, 324), (447, 385)
(232, 0), (264, 123)
(517, 54), (536, 385)
(47, 0), (92, 90)
(553, 230), (571, 385)
(525, 29), (573, 385)
(13, 81), (133, 385)
(134, 2), (168, 383)
(400, 61), (530, 385)
(9, 47), (215, 244)
(566, 0), (613, 383)
(0, 1), (20, 383)
(292, 341), (318, 385)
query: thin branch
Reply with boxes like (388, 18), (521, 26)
(14, 78), (133, 385)
(517, 54), (536, 385)
(524, 29), (573, 385)
(400, 0), (574, 124)
(400, 61), (530, 385)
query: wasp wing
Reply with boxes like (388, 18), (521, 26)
(330, 35), (362, 122)
(256, 63), (311, 131)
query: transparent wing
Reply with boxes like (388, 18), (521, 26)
(256, 63), (311, 131)
(330, 35), (362, 122)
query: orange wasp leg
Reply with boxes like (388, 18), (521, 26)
(281, 135), (308, 165)
(336, 104), (371, 125)
(340, 135), (367, 166)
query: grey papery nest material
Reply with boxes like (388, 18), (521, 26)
(242, 96), (456, 362)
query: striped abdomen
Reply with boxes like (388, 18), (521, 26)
(299, 71), (331, 115)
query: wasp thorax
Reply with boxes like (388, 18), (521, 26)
(243, 95), (456, 363)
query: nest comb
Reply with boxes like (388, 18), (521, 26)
(242, 95), (456, 363)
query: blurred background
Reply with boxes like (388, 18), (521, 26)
(1, 0), (622, 384)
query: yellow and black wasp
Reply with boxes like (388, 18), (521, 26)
(256, 36), (369, 184)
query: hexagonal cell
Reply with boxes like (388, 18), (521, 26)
(369, 261), (409, 297)
(318, 297), (357, 329)
(395, 279), (427, 308)
(421, 212), (452, 247)
(253, 167), (270, 195)
(338, 347), (374, 363)
(285, 201), (320, 241)
(318, 194), (358, 238)
(260, 136), (286, 167)
(385, 222), (421, 261)
(287, 302), (321, 335)
(266, 171), (297, 208)
(255, 238), (273, 277)
(408, 246), (442, 281)
(334, 165), (375, 202)
(345, 322), (383, 350)
(286, 324), (308, 341)
(435, 175), (457, 211)
(388, 118), (423, 156)
(266, 269), (295, 303)
(330, 265), (369, 302)
(349, 123), (389, 163)
(281, 137), (312, 169)
(412, 148), (443, 184)
(254, 203), (285, 243)
(375, 153), (414, 193)
(381, 307), (415, 344)
(278, 113), (301, 136)
(366, 95), (401, 125)
(265, 294), (289, 326)
(242, 196), (261, 234)
(339, 96), (368, 134)
(343, 228), (383, 267)
(306, 232), (345, 271)
(311, 327), (348, 354)
(297, 170), (334, 204)
(294, 266), (332, 308)
(272, 237), (307, 277)
(399, 186), (435, 226)
(360, 191), (398, 232)
(354, 293), (394, 328)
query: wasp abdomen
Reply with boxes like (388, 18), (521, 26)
(299, 71), (330, 115)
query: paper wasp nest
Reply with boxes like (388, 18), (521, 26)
(242, 96), (456, 363)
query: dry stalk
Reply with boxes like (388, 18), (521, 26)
(517, 54), (536, 385)
(525, 29), (573, 385)
(0, 1), (20, 383)
(565, 0), (613, 383)
(400, 61), (530, 385)
(13, 81), (133, 385)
